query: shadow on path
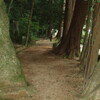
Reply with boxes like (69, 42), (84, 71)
(17, 40), (83, 100)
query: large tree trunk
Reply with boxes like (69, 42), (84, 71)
(61, 0), (75, 40)
(78, 3), (100, 100)
(84, 3), (100, 81)
(78, 62), (100, 100)
(80, 3), (93, 70)
(53, 0), (88, 58)
(0, 0), (26, 87)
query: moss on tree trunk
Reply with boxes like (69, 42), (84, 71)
(78, 3), (100, 100)
(78, 62), (100, 100)
(0, 0), (26, 87)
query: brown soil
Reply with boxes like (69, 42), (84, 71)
(16, 40), (83, 100)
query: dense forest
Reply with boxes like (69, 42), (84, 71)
(4, 0), (63, 45)
(0, 0), (100, 100)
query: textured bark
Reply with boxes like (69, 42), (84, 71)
(54, 0), (88, 58)
(67, 0), (88, 58)
(80, 8), (93, 69)
(80, 0), (93, 61)
(61, 0), (75, 40)
(78, 3), (100, 100)
(0, 0), (26, 87)
(85, 3), (100, 80)
(78, 62), (100, 100)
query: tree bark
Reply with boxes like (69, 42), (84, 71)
(78, 3), (100, 100)
(84, 3), (100, 80)
(80, 0), (93, 62)
(53, 0), (88, 59)
(0, 0), (26, 87)
(78, 61), (100, 100)
(80, 7), (93, 71)
(61, 0), (75, 40)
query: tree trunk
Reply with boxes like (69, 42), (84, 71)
(84, 3), (100, 80)
(78, 61), (100, 100)
(53, 0), (88, 58)
(0, 0), (26, 87)
(79, 5), (93, 70)
(61, 0), (75, 40)
(12, 20), (19, 43)
(80, 0), (93, 61)
(78, 3), (100, 100)
(25, 0), (34, 47)
(47, 23), (52, 41)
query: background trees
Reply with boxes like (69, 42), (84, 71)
(79, 1), (100, 100)
(4, 0), (64, 45)
(78, 3), (100, 100)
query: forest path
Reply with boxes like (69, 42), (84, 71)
(18, 40), (82, 100)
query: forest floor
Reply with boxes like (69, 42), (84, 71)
(3, 40), (83, 100)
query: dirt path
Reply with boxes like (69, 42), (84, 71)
(17, 40), (83, 100)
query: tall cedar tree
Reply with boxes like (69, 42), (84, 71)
(79, 3), (100, 100)
(54, 0), (88, 58)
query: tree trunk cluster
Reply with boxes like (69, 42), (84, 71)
(54, 0), (88, 59)
(54, 0), (100, 99)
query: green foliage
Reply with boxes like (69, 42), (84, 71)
(97, 0), (100, 3)
(35, 0), (63, 29)
(4, 0), (64, 44)
(81, 30), (85, 44)
(19, 14), (39, 43)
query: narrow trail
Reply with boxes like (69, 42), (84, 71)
(17, 40), (83, 100)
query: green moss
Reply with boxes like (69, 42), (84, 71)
(0, 0), (27, 88)
(0, 97), (13, 100)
